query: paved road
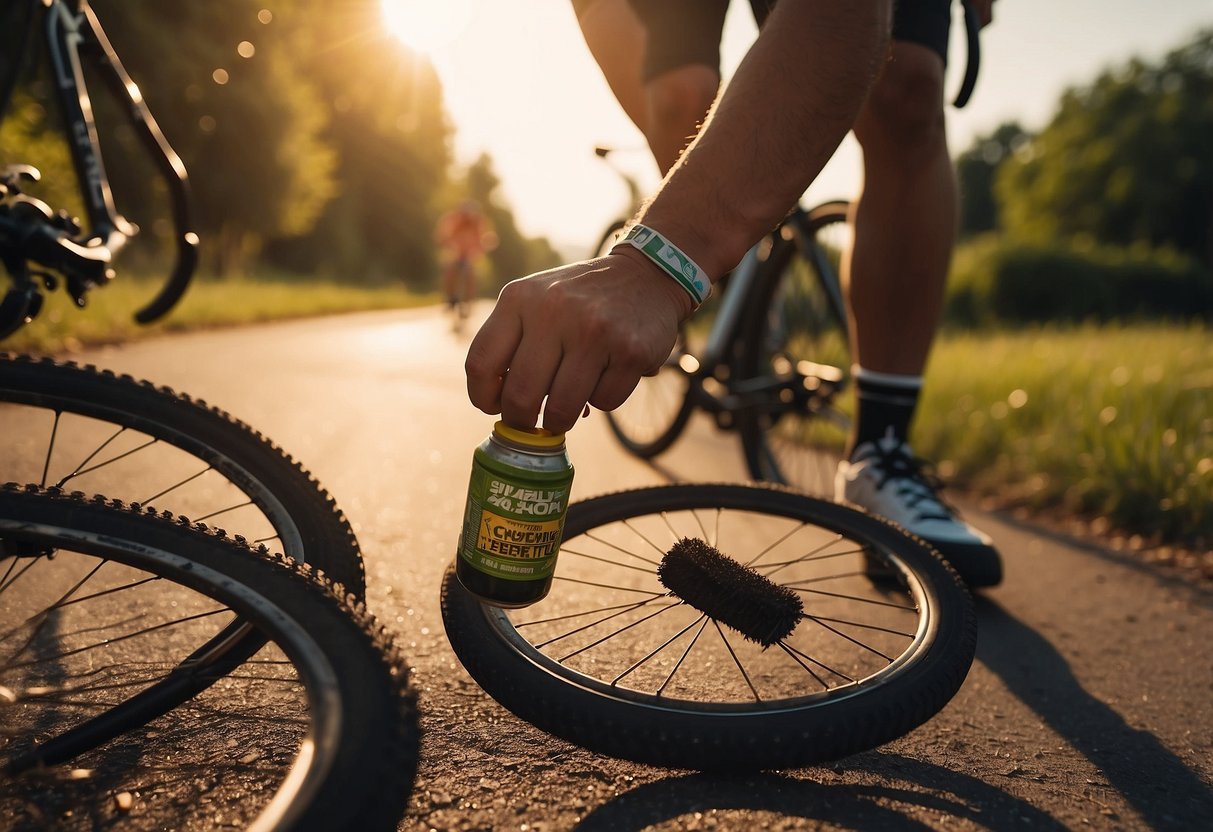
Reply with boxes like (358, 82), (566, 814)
(30, 306), (1213, 830)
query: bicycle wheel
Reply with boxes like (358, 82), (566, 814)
(736, 202), (853, 497)
(594, 221), (698, 457)
(0, 485), (417, 831)
(0, 354), (364, 593)
(0, 354), (366, 758)
(441, 483), (976, 771)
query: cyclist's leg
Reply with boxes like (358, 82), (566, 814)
(625, 0), (728, 174)
(840, 2), (1001, 587)
(458, 256), (474, 312)
(572, 0), (650, 135)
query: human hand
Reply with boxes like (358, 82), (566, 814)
(465, 247), (693, 434)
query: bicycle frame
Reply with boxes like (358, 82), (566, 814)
(1, 0), (198, 328)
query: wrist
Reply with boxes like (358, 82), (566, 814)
(607, 245), (696, 321)
(611, 223), (712, 310)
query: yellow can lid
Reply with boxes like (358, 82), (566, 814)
(493, 420), (566, 448)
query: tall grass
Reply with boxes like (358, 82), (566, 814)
(917, 324), (1212, 549)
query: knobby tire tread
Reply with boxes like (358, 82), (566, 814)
(0, 484), (417, 831)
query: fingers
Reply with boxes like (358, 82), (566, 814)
(465, 293), (523, 418)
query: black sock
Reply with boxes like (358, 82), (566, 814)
(848, 367), (922, 459)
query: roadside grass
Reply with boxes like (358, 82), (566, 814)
(1, 272), (435, 354)
(918, 324), (1212, 552)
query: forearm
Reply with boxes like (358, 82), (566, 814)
(636, 0), (891, 281)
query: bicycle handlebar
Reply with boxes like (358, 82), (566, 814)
(952, 0), (982, 109)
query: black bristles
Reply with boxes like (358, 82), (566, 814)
(658, 537), (803, 647)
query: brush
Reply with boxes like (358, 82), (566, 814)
(657, 537), (803, 648)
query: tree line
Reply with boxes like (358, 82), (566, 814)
(0, 0), (558, 291)
(950, 29), (1212, 323)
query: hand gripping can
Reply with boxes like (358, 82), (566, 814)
(457, 421), (574, 607)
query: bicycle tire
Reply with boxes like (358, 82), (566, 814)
(737, 202), (853, 497)
(0, 484), (417, 831)
(0, 353), (364, 593)
(0, 353), (366, 759)
(441, 483), (976, 771)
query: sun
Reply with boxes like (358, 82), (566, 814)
(380, 0), (473, 57)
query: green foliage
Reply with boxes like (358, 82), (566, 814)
(995, 29), (1213, 268)
(955, 121), (1031, 238)
(915, 325), (1212, 550)
(0, 93), (81, 218)
(947, 235), (1212, 325)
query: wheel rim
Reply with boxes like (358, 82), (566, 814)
(476, 491), (941, 713)
(0, 518), (338, 830)
(746, 213), (853, 497)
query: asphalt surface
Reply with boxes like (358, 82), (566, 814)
(5, 305), (1211, 831)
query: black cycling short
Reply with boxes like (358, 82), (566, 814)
(619, 0), (953, 82)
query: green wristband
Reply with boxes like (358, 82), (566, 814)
(614, 224), (711, 308)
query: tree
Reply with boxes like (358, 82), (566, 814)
(955, 121), (1031, 238)
(996, 30), (1213, 267)
(93, 1), (338, 275)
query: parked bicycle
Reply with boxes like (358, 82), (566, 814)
(1, 3), (417, 827)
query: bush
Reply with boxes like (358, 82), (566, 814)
(946, 235), (1212, 326)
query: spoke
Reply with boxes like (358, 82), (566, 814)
(253, 533), (281, 545)
(743, 520), (813, 569)
(786, 585), (918, 611)
(801, 616), (895, 662)
(714, 620), (761, 702)
(2, 558), (109, 671)
(756, 546), (866, 571)
(655, 616), (710, 696)
(557, 601), (684, 663)
(689, 508), (718, 548)
(516, 598), (677, 630)
(612, 613), (707, 686)
(550, 575), (666, 596)
(41, 410), (63, 487)
(578, 531), (662, 568)
(141, 467), (212, 505)
(0, 553), (41, 596)
(193, 499), (255, 524)
(559, 546), (657, 576)
(4, 608), (230, 672)
(623, 518), (670, 557)
(2, 577), (159, 645)
(59, 436), (159, 486)
(803, 613), (915, 639)
(534, 595), (674, 650)
(775, 640), (829, 689)
(779, 641), (855, 683)
(777, 569), (872, 585)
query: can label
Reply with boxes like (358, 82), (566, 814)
(460, 456), (572, 582)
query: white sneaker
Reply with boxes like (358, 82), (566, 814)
(836, 431), (1002, 587)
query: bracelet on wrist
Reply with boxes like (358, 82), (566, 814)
(613, 224), (711, 308)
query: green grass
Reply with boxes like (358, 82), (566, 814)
(917, 324), (1212, 550)
(2, 273), (436, 354)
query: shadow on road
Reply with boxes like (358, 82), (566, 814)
(975, 597), (1213, 829)
(575, 757), (1066, 832)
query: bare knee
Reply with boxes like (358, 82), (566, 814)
(855, 45), (946, 159)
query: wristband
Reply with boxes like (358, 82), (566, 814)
(614, 224), (711, 308)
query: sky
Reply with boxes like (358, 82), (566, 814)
(385, 0), (1213, 259)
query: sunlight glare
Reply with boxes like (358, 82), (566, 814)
(380, 0), (473, 57)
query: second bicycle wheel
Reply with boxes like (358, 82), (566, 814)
(441, 483), (975, 771)
(737, 202), (853, 497)
(0, 485), (417, 831)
